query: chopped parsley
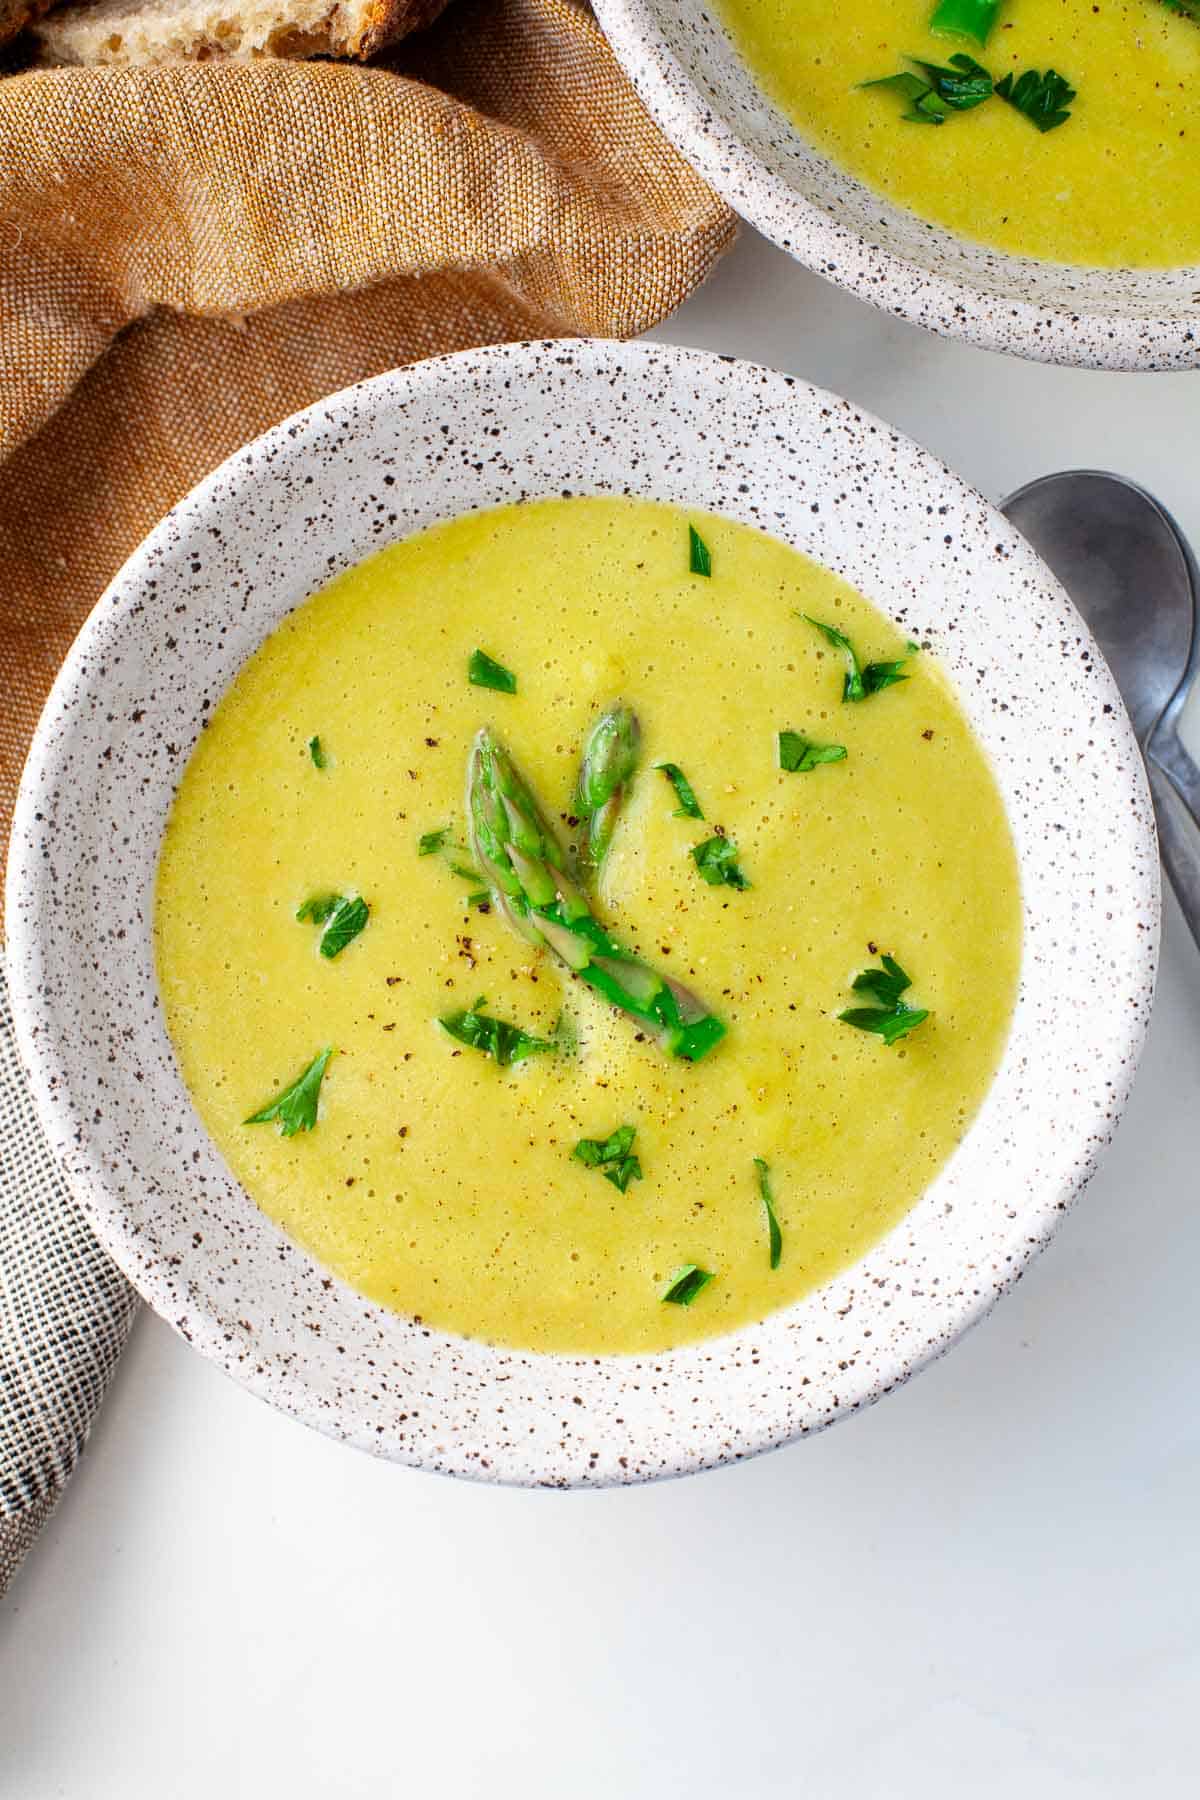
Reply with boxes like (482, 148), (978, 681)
(438, 996), (553, 1066)
(859, 70), (953, 124)
(295, 892), (340, 925)
(908, 53), (993, 109)
(308, 736), (327, 769)
(994, 67), (1076, 132)
(419, 826), (488, 907)
(244, 1047), (332, 1137)
(864, 45), (1075, 133)
(754, 1157), (782, 1270)
(296, 892), (369, 958)
(929, 0), (1003, 47)
(656, 762), (705, 819)
(778, 731), (847, 774)
(662, 1264), (715, 1306)
(319, 896), (369, 959)
(573, 1123), (642, 1191)
(692, 834), (749, 889)
(801, 615), (913, 702)
(839, 953), (930, 1047)
(688, 525), (712, 577)
(1162, 0), (1200, 18)
(468, 649), (517, 694)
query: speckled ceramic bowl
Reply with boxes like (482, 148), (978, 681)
(591, 0), (1200, 369)
(6, 340), (1159, 1485)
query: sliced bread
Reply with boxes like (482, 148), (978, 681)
(35, 0), (448, 63)
(1, 0), (53, 46)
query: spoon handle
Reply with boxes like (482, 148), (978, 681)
(1146, 753), (1200, 953)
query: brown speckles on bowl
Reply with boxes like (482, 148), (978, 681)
(3, 340), (1159, 1485)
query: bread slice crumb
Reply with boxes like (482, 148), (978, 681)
(35, 0), (448, 64)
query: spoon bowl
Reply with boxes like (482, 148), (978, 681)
(1001, 473), (1197, 745)
(1002, 470), (1200, 951)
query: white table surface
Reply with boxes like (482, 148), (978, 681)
(4, 229), (1199, 1800)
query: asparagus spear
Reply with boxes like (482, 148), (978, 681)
(467, 728), (725, 1062)
(577, 702), (640, 869)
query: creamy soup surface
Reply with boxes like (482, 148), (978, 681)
(711, 0), (1200, 267)
(155, 498), (1021, 1355)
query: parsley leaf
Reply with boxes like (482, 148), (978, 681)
(692, 835), (750, 889)
(573, 1123), (643, 1191)
(319, 896), (369, 959)
(754, 1157), (783, 1270)
(308, 736), (327, 769)
(994, 67), (1076, 132)
(778, 731), (847, 774)
(419, 826), (487, 906)
(907, 53), (994, 110)
(850, 953), (912, 1008)
(929, 0), (1004, 48)
(862, 660), (910, 695)
(688, 525), (713, 577)
(438, 996), (554, 1066)
(296, 892), (369, 958)
(468, 649), (517, 693)
(295, 892), (341, 925)
(244, 1047), (332, 1137)
(656, 762), (705, 818)
(839, 954), (930, 1046)
(860, 70), (952, 123)
(662, 1264), (715, 1306)
(802, 615), (912, 703)
(1162, 0), (1200, 17)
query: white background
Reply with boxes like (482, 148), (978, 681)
(3, 231), (1199, 1799)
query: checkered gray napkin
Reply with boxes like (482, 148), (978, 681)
(0, 961), (137, 1597)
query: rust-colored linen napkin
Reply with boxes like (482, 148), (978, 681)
(0, 0), (735, 1594)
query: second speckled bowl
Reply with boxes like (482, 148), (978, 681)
(5, 340), (1159, 1484)
(591, 0), (1200, 370)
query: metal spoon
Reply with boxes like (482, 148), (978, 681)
(1001, 470), (1200, 951)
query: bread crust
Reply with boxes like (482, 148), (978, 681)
(1, 0), (53, 47)
(341, 0), (450, 57)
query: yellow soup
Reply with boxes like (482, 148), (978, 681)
(712, 0), (1200, 266)
(155, 498), (1021, 1355)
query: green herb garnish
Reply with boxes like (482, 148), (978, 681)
(994, 67), (1076, 132)
(419, 826), (488, 906)
(859, 70), (952, 123)
(296, 892), (369, 958)
(778, 731), (847, 774)
(438, 996), (554, 1066)
(468, 649), (518, 694)
(930, 0), (1003, 48)
(656, 762), (705, 819)
(692, 834), (749, 889)
(907, 53), (993, 110)
(754, 1157), (782, 1270)
(802, 615), (913, 703)
(662, 1264), (715, 1306)
(244, 1047), (332, 1137)
(308, 736), (327, 769)
(839, 954), (930, 1046)
(688, 525), (712, 577)
(319, 896), (369, 959)
(573, 1123), (643, 1191)
(295, 892), (341, 925)
(1162, 0), (1200, 18)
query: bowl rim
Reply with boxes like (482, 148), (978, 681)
(4, 337), (1161, 1485)
(590, 0), (1200, 371)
